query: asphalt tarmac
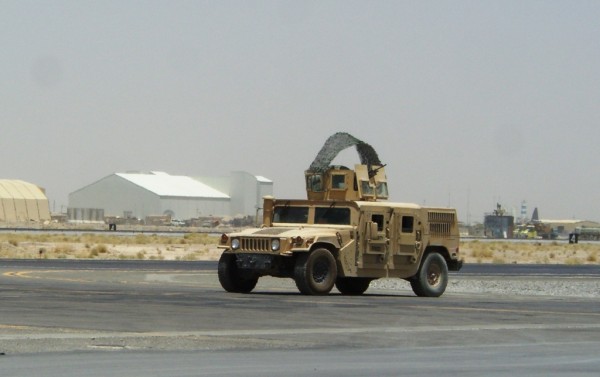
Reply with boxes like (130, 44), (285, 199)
(0, 260), (599, 376)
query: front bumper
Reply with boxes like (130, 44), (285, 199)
(231, 253), (295, 278)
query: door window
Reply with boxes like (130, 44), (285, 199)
(372, 214), (385, 231)
(402, 216), (414, 233)
(331, 174), (346, 189)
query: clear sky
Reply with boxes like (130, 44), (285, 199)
(2, 1), (599, 223)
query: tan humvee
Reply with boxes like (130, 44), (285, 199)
(218, 164), (462, 296)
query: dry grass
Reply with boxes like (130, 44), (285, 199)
(0, 233), (220, 261)
(461, 240), (600, 264)
(1, 233), (599, 264)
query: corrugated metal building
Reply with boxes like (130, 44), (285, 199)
(0, 180), (51, 222)
(68, 171), (273, 221)
(540, 219), (600, 236)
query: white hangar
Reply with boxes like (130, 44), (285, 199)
(68, 171), (273, 221)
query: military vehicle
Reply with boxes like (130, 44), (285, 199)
(218, 133), (462, 296)
(574, 227), (600, 241)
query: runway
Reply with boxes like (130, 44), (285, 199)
(0, 260), (599, 376)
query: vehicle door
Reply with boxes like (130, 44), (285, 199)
(394, 210), (423, 260)
(358, 209), (390, 270)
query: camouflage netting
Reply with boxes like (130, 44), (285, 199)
(308, 132), (382, 172)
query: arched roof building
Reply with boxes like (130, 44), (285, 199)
(68, 171), (273, 221)
(0, 180), (51, 222)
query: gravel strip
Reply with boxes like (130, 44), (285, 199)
(370, 277), (600, 298)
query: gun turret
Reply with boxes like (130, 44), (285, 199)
(305, 164), (388, 201)
(305, 132), (388, 201)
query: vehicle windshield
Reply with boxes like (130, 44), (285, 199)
(273, 206), (309, 223)
(315, 207), (351, 225)
(376, 182), (388, 198)
(306, 174), (324, 192)
(273, 205), (351, 225)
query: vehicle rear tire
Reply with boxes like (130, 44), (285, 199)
(294, 248), (337, 295)
(218, 253), (258, 293)
(410, 252), (448, 297)
(335, 277), (371, 295)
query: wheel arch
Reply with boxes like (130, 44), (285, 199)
(300, 242), (340, 258)
(420, 245), (451, 270)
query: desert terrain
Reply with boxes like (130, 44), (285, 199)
(0, 232), (598, 264)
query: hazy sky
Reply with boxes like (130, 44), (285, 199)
(2, 1), (600, 222)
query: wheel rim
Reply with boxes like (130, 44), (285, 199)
(426, 262), (441, 287)
(312, 257), (329, 283)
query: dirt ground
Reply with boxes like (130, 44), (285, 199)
(0, 233), (221, 261)
(0, 233), (598, 264)
(461, 239), (598, 264)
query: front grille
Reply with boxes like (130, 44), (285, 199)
(241, 238), (271, 252)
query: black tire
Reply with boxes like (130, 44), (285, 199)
(335, 277), (371, 295)
(294, 248), (337, 295)
(218, 253), (258, 293)
(410, 252), (448, 297)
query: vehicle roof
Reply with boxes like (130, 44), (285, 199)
(271, 198), (455, 212)
(355, 201), (421, 210)
(358, 201), (455, 211)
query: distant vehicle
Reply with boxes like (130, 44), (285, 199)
(574, 227), (600, 241)
(217, 133), (462, 296)
(201, 220), (219, 228)
(170, 219), (186, 227)
(514, 225), (537, 239)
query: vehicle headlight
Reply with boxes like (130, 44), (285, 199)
(231, 238), (240, 250)
(271, 238), (280, 251)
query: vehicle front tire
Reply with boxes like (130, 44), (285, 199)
(294, 248), (337, 295)
(218, 253), (258, 293)
(335, 277), (371, 295)
(410, 252), (448, 297)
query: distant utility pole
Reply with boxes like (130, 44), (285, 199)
(255, 206), (262, 226)
(466, 188), (471, 225)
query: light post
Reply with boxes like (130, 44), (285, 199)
(255, 206), (262, 226)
